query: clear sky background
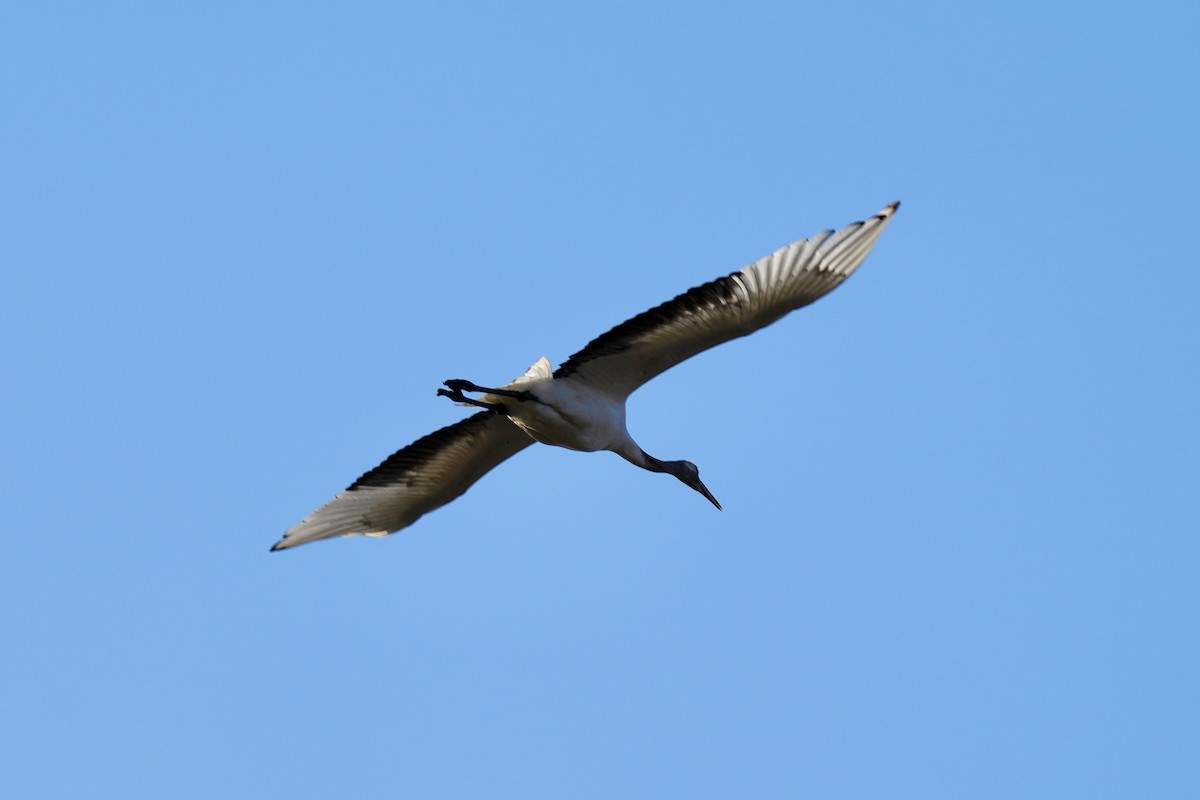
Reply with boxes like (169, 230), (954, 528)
(2, 2), (1196, 798)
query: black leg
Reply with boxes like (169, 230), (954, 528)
(442, 379), (537, 403)
(437, 387), (509, 414)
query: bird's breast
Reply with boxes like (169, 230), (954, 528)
(507, 380), (625, 453)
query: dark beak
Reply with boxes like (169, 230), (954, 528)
(692, 476), (722, 511)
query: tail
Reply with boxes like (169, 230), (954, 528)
(504, 356), (552, 388)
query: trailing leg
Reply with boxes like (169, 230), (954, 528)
(442, 378), (538, 403)
(436, 386), (509, 414)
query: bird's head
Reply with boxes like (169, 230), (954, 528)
(669, 460), (722, 511)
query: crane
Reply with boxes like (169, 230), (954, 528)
(272, 202), (899, 551)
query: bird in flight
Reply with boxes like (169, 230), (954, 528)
(273, 202), (899, 551)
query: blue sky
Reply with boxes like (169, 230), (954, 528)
(2, 2), (1196, 797)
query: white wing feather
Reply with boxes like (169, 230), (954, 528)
(272, 412), (532, 550)
(553, 202), (898, 398)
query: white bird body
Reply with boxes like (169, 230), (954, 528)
(482, 358), (629, 454)
(273, 203), (899, 551)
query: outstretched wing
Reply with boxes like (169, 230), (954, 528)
(554, 202), (898, 398)
(272, 412), (533, 550)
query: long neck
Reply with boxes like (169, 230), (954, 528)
(637, 448), (672, 474)
(614, 439), (672, 474)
